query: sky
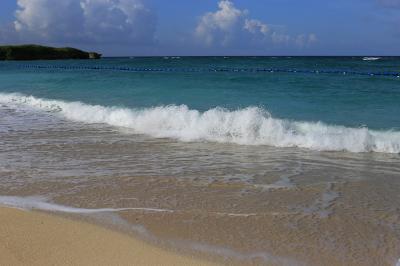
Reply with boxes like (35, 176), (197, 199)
(0, 0), (399, 56)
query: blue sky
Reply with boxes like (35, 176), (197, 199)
(0, 0), (399, 56)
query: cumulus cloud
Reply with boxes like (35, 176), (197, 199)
(195, 0), (246, 46)
(2, 0), (156, 45)
(195, 0), (317, 49)
(14, 0), (84, 42)
(80, 0), (156, 44)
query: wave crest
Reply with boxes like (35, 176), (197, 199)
(1, 93), (399, 153)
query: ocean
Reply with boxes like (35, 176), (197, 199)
(0, 56), (400, 265)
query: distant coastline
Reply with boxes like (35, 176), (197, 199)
(0, 44), (101, 60)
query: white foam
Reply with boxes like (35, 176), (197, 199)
(174, 239), (302, 265)
(0, 196), (173, 213)
(1, 92), (400, 153)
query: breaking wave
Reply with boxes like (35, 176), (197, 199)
(1, 92), (399, 153)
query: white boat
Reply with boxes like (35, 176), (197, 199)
(362, 57), (381, 61)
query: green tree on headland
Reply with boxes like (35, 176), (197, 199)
(0, 45), (101, 60)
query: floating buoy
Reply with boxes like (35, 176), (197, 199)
(9, 64), (399, 78)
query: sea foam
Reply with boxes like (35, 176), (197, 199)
(1, 92), (399, 153)
(0, 195), (172, 213)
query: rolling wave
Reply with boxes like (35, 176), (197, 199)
(1, 92), (399, 153)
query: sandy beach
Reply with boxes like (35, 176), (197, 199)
(0, 206), (218, 266)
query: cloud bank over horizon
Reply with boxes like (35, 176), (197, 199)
(195, 1), (317, 49)
(0, 0), (399, 55)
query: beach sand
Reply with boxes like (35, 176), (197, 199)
(0, 207), (218, 266)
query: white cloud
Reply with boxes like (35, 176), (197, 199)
(195, 0), (317, 49)
(195, 0), (246, 46)
(244, 19), (269, 35)
(271, 31), (290, 45)
(295, 33), (318, 48)
(3, 0), (156, 45)
(80, 0), (156, 44)
(14, 0), (85, 42)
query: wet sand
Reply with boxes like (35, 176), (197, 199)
(0, 206), (217, 266)
(2, 175), (400, 265)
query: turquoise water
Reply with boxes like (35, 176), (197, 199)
(1, 56), (400, 152)
(1, 57), (400, 128)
